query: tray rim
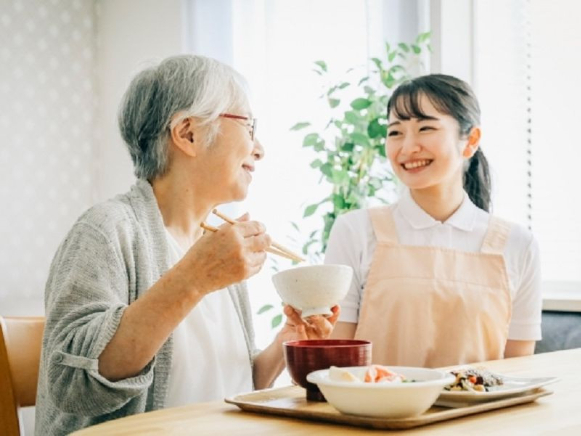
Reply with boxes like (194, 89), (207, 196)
(225, 385), (552, 430)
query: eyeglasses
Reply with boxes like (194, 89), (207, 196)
(219, 113), (257, 141)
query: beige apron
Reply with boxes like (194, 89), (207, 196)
(354, 206), (512, 368)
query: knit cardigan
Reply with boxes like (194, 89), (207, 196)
(34, 180), (258, 436)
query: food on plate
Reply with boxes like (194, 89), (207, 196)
(328, 365), (408, 384)
(445, 367), (504, 392)
(328, 366), (362, 382)
(364, 364), (407, 383)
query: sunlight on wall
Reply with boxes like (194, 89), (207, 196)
(229, 0), (391, 349)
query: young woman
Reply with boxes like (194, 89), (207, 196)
(326, 74), (541, 367)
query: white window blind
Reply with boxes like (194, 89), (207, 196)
(474, 0), (581, 288)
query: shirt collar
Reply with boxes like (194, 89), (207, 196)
(397, 189), (478, 231)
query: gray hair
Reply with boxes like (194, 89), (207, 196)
(118, 55), (251, 180)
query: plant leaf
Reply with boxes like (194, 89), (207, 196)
(367, 118), (382, 138)
(310, 158), (323, 169)
(271, 314), (283, 329)
(344, 111), (360, 125)
(398, 42), (410, 52)
(290, 122), (311, 131)
(341, 142), (355, 152)
(412, 44), (421, 54)
(258, 304), (274, 314)
(328, 97), (340, 108)
(302, 133), (320, 147)
(378, 145), (387, 157)
(319, 162), (333, 178)
(358, 76), (370, 86)
(314, 60), (328, 72)
(371, 57), (383, 69)
(331, 169), (349, 185)
(416, 31), (431, 44)
(350, 98), (372, 110)
(303, 203), (319, 218)
(332, 194), (346, 209)
(326, 85), (337, 96)
(350, 132), (371, 147)
(368, 118), (388, 139)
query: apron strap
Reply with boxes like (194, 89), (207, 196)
(368, 206), (399, 244)
(481, 216), (512, 255)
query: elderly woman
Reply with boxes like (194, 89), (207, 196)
(35, 55), (338, 435)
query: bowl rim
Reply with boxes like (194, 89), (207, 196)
(272, 264), (353, 278)
(307, 365), (456, 389)
(283, 339), (371, 348)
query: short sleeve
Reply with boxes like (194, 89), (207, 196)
(324, 213), (366, 323)
(507, 234), (543, 341)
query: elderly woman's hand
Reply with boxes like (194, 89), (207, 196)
(277, 304), (340, 344)
(182, 214), (271, 294)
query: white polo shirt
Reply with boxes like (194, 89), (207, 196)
(324, 190), (542, 341)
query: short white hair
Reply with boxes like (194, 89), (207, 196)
(118, 55), (250, 180)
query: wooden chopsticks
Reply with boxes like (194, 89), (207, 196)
(200, 209), (305, 263)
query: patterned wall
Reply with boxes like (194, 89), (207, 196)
(0, 0), (97, 308)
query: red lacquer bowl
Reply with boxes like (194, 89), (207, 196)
(283, 339), (372, 401)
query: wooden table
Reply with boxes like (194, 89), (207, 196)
(73, 349), (581, 435)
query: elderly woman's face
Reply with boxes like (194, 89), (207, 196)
(199, 110), (264, 202)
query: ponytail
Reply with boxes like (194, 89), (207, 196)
(463, 148), (491, 212)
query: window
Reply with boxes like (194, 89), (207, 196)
(474, 0), (581, 292)
(185, 0), (430, 345)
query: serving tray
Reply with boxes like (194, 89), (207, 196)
(225, 385), (552, 430)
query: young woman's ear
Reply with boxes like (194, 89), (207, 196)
(462, 126), (481, 158)
(170, 116), (197, 157)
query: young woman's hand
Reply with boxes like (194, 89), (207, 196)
(276, 305), (340, 343)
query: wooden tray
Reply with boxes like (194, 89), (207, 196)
(225, 385), (552, 430)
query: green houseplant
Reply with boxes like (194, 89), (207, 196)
(259, 33), (431, 326)
(293, 33), (431, 259)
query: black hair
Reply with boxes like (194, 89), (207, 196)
(386, 74), (491, 212)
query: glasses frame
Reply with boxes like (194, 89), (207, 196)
(219, 113), (257, 141)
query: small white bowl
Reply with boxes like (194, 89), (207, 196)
(307, 366), (455, 419)
(272, 264), (353, 318)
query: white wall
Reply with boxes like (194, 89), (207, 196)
(94, 0), (184, 202)
(0, 0), (98, 317)
(0, 0), (186, 319)
(430, 0), (474, 84)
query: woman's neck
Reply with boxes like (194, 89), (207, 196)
(409, 181), (465, 223)
(151, 172), (212, 250)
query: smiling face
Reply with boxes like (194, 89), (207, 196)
(386, 94), (474, 194)
(196, 111), (264, 203)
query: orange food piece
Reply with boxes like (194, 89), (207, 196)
(364, 364), (399, 383)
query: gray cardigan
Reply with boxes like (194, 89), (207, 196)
(35, 180), (259, 436)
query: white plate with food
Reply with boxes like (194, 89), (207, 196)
(436, 367), (558, 407)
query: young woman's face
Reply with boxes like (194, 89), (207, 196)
(385, 94), (469, 192)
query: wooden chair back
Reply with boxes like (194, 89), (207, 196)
(0, 316), (45, 436)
